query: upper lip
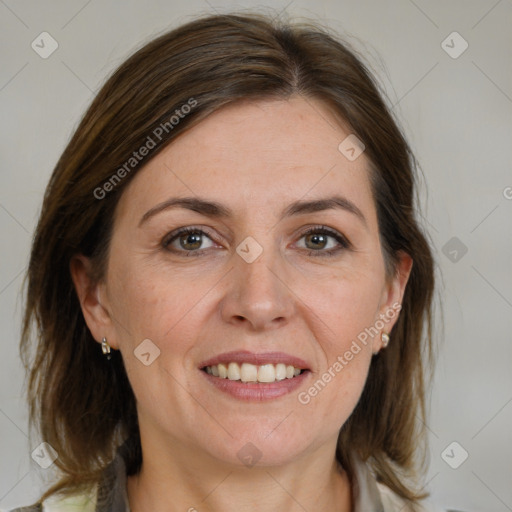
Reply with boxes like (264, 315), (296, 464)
(199, 350), (310, 370)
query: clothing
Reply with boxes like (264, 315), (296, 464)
(4, 443), (440, 512)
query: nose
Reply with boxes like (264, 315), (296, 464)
(220, 244), (295, 332)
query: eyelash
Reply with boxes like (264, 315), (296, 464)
(162, 225), (351, 258)
(296, 226), (351, 257)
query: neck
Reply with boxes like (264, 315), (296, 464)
(126, 438), (352, 512)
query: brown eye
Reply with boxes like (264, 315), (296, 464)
(163, 227), (216, 254)
(178, 231), (203, 251)
(304, 232), (330, 250)
(296, 226), (351, 257)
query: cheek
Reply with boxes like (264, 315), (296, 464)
(108, 260), (210, 429)
(107, 254), (206, 343)
(305, 269), (383, 352)
(293, 270), (381, 421)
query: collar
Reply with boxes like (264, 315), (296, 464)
(350, 454), (386, 512)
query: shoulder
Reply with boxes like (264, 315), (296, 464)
(376, 482), (445, 512)
(349, 453), (444, 512)
(3, 486), (97, 512)
(6, 438), (134, 512)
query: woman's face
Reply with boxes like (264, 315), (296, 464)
(79, 96), (411, 468)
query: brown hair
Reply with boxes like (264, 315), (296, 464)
(21, 11), (435, 508)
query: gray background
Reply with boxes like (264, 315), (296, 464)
(1, 1), (511, 511)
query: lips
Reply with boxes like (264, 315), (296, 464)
(198, 350), (311, 400)
(198, 350), (310, 370)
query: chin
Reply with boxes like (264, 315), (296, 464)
(200, 422), (323, 469)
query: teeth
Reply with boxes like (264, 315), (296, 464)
(258, 364), (275, 383)
(275, 363), (287, 381)
(240, 363), (258, 382)
(227, 362), (240, 381)
(204, 362), (305, 383)
(218, 363), (228, 379)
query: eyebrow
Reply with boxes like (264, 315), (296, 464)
(139, 195), (367, 227)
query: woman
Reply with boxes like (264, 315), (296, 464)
(12, 11), (438, 512)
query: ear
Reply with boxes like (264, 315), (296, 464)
(373, 250), (413, 354)
(70, 254), (118, 350)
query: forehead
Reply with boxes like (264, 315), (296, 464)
(116, 96), (376, 225)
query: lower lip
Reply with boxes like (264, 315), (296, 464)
(200, 370), (311, 401)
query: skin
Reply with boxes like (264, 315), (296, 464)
(71, 95), (412, 512)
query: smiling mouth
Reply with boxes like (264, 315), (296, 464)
(202, 362), (309, 384)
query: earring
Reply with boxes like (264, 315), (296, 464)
(381, 332), (390, 348)
(101, 337), (112, 360)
